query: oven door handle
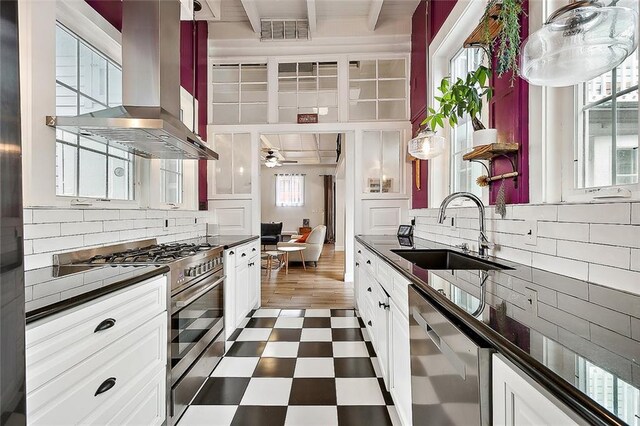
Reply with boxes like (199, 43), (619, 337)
(174, 276), (225, 309)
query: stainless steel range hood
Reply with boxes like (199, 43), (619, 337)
(46, 0), (218, 160)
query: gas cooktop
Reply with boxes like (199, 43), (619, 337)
(84, 242), (217, 265)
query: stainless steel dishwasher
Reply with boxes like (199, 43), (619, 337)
(409, 285), (493, 425)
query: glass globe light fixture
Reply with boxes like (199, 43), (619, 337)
(520, 0), (638, 87)
(408, 128), (446, 160)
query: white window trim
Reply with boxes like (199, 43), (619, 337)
(427, 0), (490, 208)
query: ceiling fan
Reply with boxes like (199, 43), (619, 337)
(261, 148), (297, 168)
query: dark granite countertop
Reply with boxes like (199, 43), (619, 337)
(204, 235), (259, 250)
(25, 264), (170, 324)
(356, 235), (640, 426)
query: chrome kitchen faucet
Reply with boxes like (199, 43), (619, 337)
(438, 192), (493, 258)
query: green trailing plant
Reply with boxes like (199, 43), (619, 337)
(422, 65), (493, 133)
(483, 0), (524, 85)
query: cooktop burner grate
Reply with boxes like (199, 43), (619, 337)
(84, 242), (216, 265)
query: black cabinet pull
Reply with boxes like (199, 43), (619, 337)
(229, 251), (234, 255)
(241, 253), (247, 257)
(94, 377), (116, 396)
(367, 287), (372, 292)
(355, 262), (359, 267)
(252, 248), (257, 252)
(378, 301), (389, 310)
(94, 318), (116, 333)
(367, 320), (372, 326)
(366, 260), (371, 265)
(358, 250), (361, 254)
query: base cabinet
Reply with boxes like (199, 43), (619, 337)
(224, 239), (261, 340)
(493, 354), (579, 426)
(390, 298), (412, 426)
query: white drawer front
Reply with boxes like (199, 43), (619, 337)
(83, 366), (166, 426)
(375, 260), (394, 295)
(27, 276), (167, 392)
(27, 313), (167, 426)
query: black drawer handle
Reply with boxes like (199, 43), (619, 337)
(94, 318), (116, 333)
(379, 301), (389, 310)
(355, 262), (359, 267)
(367, 287), (372, 292)
(358, 250), (361, 254)
(241, 253), (247, 257)
(367, 320), (372, 326)
(229, 251), (234, 255)
(95, 377), (116, 396)
(366, 260), (371, 265)
(252, 248), (257, 252)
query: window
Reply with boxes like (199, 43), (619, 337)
(349, 59), (407, 121)
(213, 133), (252, 195)
(362, 130), (401, 193)
(449, 48), (484, 197)
(160, 160), (183, 204)
(278, 62), (338, 123)
(55, 24), (134, 200)
(575, 48), (638, 190)
(275, 174), (305, 207)
(212, 64), (267, 124)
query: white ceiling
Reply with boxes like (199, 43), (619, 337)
(261, 133), (340, 165)
(199, 0), (420, 30)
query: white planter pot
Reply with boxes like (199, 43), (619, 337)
(473, 128), (498, 147)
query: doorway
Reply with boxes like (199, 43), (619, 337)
(258, 132), (351, 308)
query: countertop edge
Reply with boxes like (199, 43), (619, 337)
(355, 236), (622, 426)
(218, 235), (260, 250)
(25, 265), (171, 324)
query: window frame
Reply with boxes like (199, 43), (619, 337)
(275, 174), (305, 207)
(211, 63), (268, 125)
(160, 159), (184, 206)
(54, 23), (136, 202)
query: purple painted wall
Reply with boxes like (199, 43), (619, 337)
(84, 0), (209, 209)
(410, 0), (530, 207)
(411, 1), (428, 209)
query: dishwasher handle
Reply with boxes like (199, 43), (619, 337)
(412, 308), (466, 380)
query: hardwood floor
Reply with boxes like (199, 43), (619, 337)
(260, 244), (354, 309)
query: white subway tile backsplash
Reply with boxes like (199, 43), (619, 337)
(60, 221), (103, 236)
(103, 220), (134, 232)
(538, 221), (590, 242)
(532, 252), (589, 281)
(590, 224), (640, 249)
(589, 264), (640, 295)
(32, 235), (84, 254)
(631, 249), (640, 272)
(632, 317), (640, 340)
(632, 203), (640, 225)
(24, 223), (61, 240)
(557, 240), (630, 269)
(557, 293), (631, 336)
(32, 209), (83, 223)
(23, 209), (33, 224)
(83, 209), (120, 221)
(119, 210), (147, 220)
(511, 204), (558, 221)
(557, 203), (631, 224)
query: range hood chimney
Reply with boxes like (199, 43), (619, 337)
(46, 0), (218, 160)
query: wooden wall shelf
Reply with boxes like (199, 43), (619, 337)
(464, 4), (502, 48)
(463, 142), (519, 161)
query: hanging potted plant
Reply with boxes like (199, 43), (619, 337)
(482, 0), (525, 85)
(423, 65), (496, 147)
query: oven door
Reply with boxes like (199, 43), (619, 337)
(170, 268), (224, 383)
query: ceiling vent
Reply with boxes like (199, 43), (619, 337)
(261, 19), (309, 41)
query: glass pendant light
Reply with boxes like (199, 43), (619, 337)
(520, 0), (638, 87)
(408, 128), (446, 160)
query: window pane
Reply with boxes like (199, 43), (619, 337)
(349, 60), (376, 79)
(378, 100), (406, 120)
(56, 27), (77, 89)
(79, 149), (107, 198)
(79, 94), (107, 114)
(56, 143), (77, 196)
(278, 63), (297, 77)
(161, 159), (182, 204)
(214, 134), (233, 194)
(276, 175), (305, 207)
(213, 84), (239, 103)
(241, 64), (267, 82)
(79, 43), (107, 103)
(349, 80), (376, 100)
(581, 102), (614, 188)
(616, 89), (638, 185)
(212, 104), (239, 125)
(108, 64), (122, 106)
(378, 80), (406, 99)
(56, 84), (78, 116)
(349, 101), (376, 121)
(233, 134), (252, 194)
(109, 156), (132, 200)
(378, 59), (405, 79)
(297, 62), (317, 77)
(362, 131), (382, 192)
(318, 62), (337, 76)
(382, 131), (400, 193)
(241, 83), (267, 103)
(80, 136), (107, 153)
(279, 107), (297, 123)
(240, 104), (267, 124)
(212, 65), (239, 83)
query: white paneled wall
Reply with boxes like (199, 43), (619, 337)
(23, 208), (214, 271)
(411, 202), (640, 295)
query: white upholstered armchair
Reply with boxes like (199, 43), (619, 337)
(277, 225), (326, 266)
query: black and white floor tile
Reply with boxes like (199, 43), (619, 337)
(178, 308), (400, 426)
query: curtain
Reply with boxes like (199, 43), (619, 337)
(276, 174), (305, 207)
(323, 175), (336, 243)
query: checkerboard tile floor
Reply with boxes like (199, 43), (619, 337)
(178, 308), (400, 426)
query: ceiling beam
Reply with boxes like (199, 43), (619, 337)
(306, 0), (317, 34)
(367, 0), (384, 31)
(205, 0), (221, 20)
(239, 0), (261, 33)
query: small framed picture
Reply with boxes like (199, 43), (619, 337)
(302, 218), (310, 227)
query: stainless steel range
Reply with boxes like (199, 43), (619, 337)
(55, 238), (225, 423)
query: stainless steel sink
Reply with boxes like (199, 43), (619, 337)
(391, 249), (512, 271)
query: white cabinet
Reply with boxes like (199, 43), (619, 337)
(390, 297), (412, 426)
(493, 354), (580, 426)
(26, 275), (168, 426)
(224, 239), (261, 340)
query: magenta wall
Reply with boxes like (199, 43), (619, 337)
(410, 0), (530, 207)
(84, 0), (209, 209)
(410, 1), (428, 209)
